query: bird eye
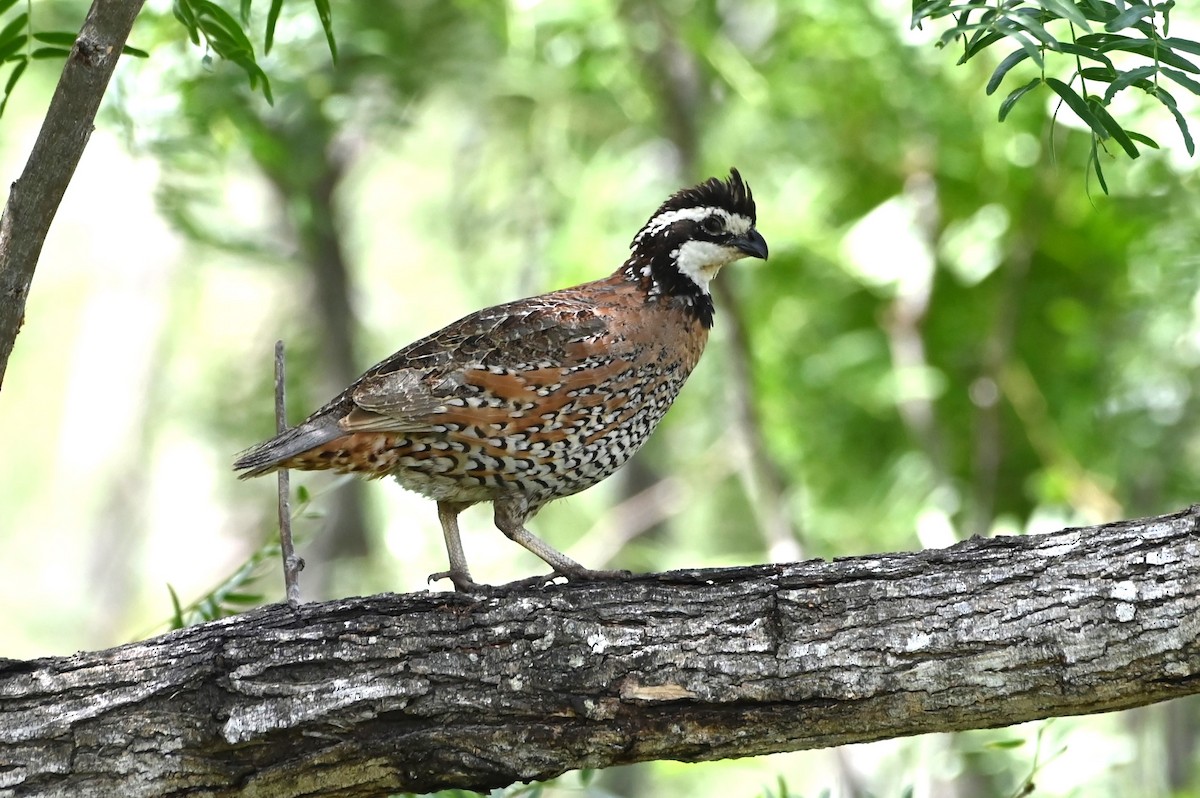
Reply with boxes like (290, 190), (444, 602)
(700, 215), (723, 235)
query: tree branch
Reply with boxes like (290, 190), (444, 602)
(4, 505), (1199, 797)
(0, 0), (146, 389)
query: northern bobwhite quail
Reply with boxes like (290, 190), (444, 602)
(234, 169), (768, 591)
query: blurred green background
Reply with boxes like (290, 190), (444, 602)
(2, 0), (1199, 796)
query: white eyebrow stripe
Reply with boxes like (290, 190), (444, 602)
(634, 206), (752, 245)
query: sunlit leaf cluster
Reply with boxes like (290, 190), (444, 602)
(913, 0), (1199, 189)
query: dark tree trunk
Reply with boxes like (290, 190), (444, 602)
(3, 506), (1199, 797)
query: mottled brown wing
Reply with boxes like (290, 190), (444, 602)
(336, 297), (610, 434)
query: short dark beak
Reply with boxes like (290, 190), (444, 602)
(733, 229), (768, 260)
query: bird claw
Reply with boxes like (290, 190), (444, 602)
(426, 569), (486, 594)
(499, 567), (632, 593)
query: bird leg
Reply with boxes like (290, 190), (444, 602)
(428, 500), (481, 593)
(493, 496), (629, 584)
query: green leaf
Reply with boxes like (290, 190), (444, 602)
(987, 48), (1031, 95)
(0, 0), (20, 17)
(999, 76), (1043, 120)
(220, 591), (264, 605)
(193, 0), (257, 56)
(313, 0), (337, 62)
(173, 0), (201, 45)
(1090, 35), (1200, 73)
(1164, 37), (1200, 57)
(239, 0), (251, 24)
(167, 584), (186, 630)
(1035, 0), (1091, 28)
(1087, 97), (1139, 156)
(31, 47), (70, 60)
(0, 36), (24, 63)
(296, 483), (310, 503)
(1045, 77), (1107, 138)
(0, 12), (29, 49)
(32, 31), (77, 46)
(1078, 0), (1118, 24)
(997, 13), (1060, 53)
(1079, 66), (1117, 82)
(1161, 66), (1200, 96)
(122, 44), (149, 58)
(987, 738), (1027, 749)
(1057, 41), (1115, 70)
(959, 31), (1006, 64)
(1089, 140), (1109, 194)
(1125, 130), (1160, 148)
(992, 26), (1047, 69)
(1106, 3), (1154, 31)
(265, 0), (283, 54)
(0, 57), (26, 118)
(1147, 84), (1194, 154)
(1102, 64), (1157, 102)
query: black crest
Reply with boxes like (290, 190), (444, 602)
(646, 168), (756, 233)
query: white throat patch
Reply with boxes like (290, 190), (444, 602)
(672, 240), (744, 294)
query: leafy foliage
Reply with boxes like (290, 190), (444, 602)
(912, 0), (1200, 189)
(0, 1), (146, 119)
(165, 483), (323, 628)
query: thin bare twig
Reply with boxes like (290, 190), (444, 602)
(275, 340), (303, 605)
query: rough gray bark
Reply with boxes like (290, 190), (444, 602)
(3, 505), (1199, 797)
(0, 0), (147, 388)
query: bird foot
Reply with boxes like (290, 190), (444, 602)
(499, 567), (633, 593)
(426, 569), (487, 594)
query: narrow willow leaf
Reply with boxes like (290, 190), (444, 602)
(194, 0), (257, 56)
(239, 0), (250, 24)
(0, 36), (23, 63)
(0, 57), (26, 118)
(220, 592), (264, 606)
(998, 12), (1061, 52)
(122, 44), (149, 58)
(1090, 142), (1109, 193)
(265, 0), (283, 54)
(1161, 66), (1200, 97)
(0, 12), (29, 49)
(1079, 66), (1117, 82)
(31, 47), (70, 60)
(0, 0), (20, 17)
(1164, 37), (1200, 57)
(313, 0), (337, 62)
(1057, 41), (1115, 70)
(1105, 3), (1154, 32)
(1035, 0), (1090, 27)
(167, 584), (186, 630)
(993, 24), (1047, 68)
(1088, 98), (1139, 156)
(1148, 84), (1195, 154)
(1103, 64), (1156, 102)
(1045, 77), (1108, 138)
(32, 31), (77, 46)
(999, 76), (1042, 120)
(960, 31), (1006, 63)
(1078, 0), (1118, 24)
(1124, 130), (1160, 148)
(173, 0), (201, 45)
(988, 738), (1027, 749)
(1096, 36), (1200, 73)
(987, 48), (1030, 94)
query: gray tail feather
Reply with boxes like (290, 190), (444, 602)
(233, 422), (343, 478)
